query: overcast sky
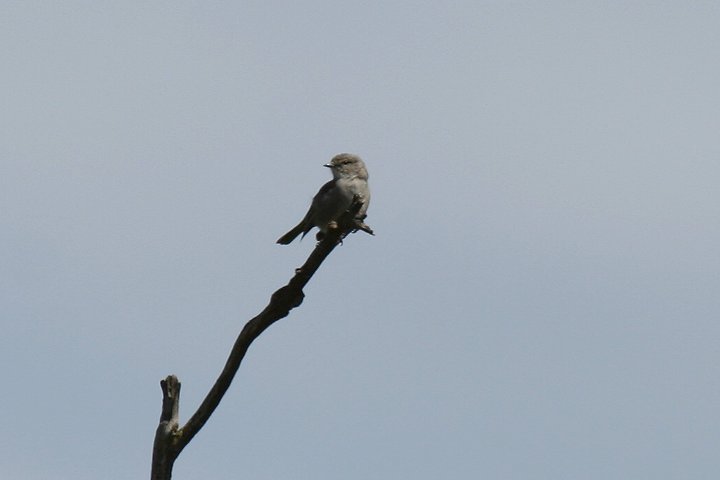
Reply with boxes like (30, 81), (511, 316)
(2, 1), (720, 479)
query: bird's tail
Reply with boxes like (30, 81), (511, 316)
(276, 222), (307, 245)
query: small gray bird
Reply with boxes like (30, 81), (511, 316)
(277, 153), (371, 244)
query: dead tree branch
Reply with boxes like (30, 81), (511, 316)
(151, 198), (371, 480)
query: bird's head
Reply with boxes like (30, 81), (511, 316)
(324, 153), (368, 180)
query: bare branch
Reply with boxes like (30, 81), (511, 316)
(150, 198), (371, 479)
(151, 375), (181, 480)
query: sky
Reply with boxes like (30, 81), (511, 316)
(2, 1), (720, 479)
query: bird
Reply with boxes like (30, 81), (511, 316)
(276, 153), (370, 244)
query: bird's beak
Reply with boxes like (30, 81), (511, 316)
(323, 163), (333, 168)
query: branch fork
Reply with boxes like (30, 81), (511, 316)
(151, 199), (372, 479)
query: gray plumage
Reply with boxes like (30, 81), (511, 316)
(277, 153), (370, 244)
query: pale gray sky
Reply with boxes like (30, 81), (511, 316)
(2, 1), (720, 479)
